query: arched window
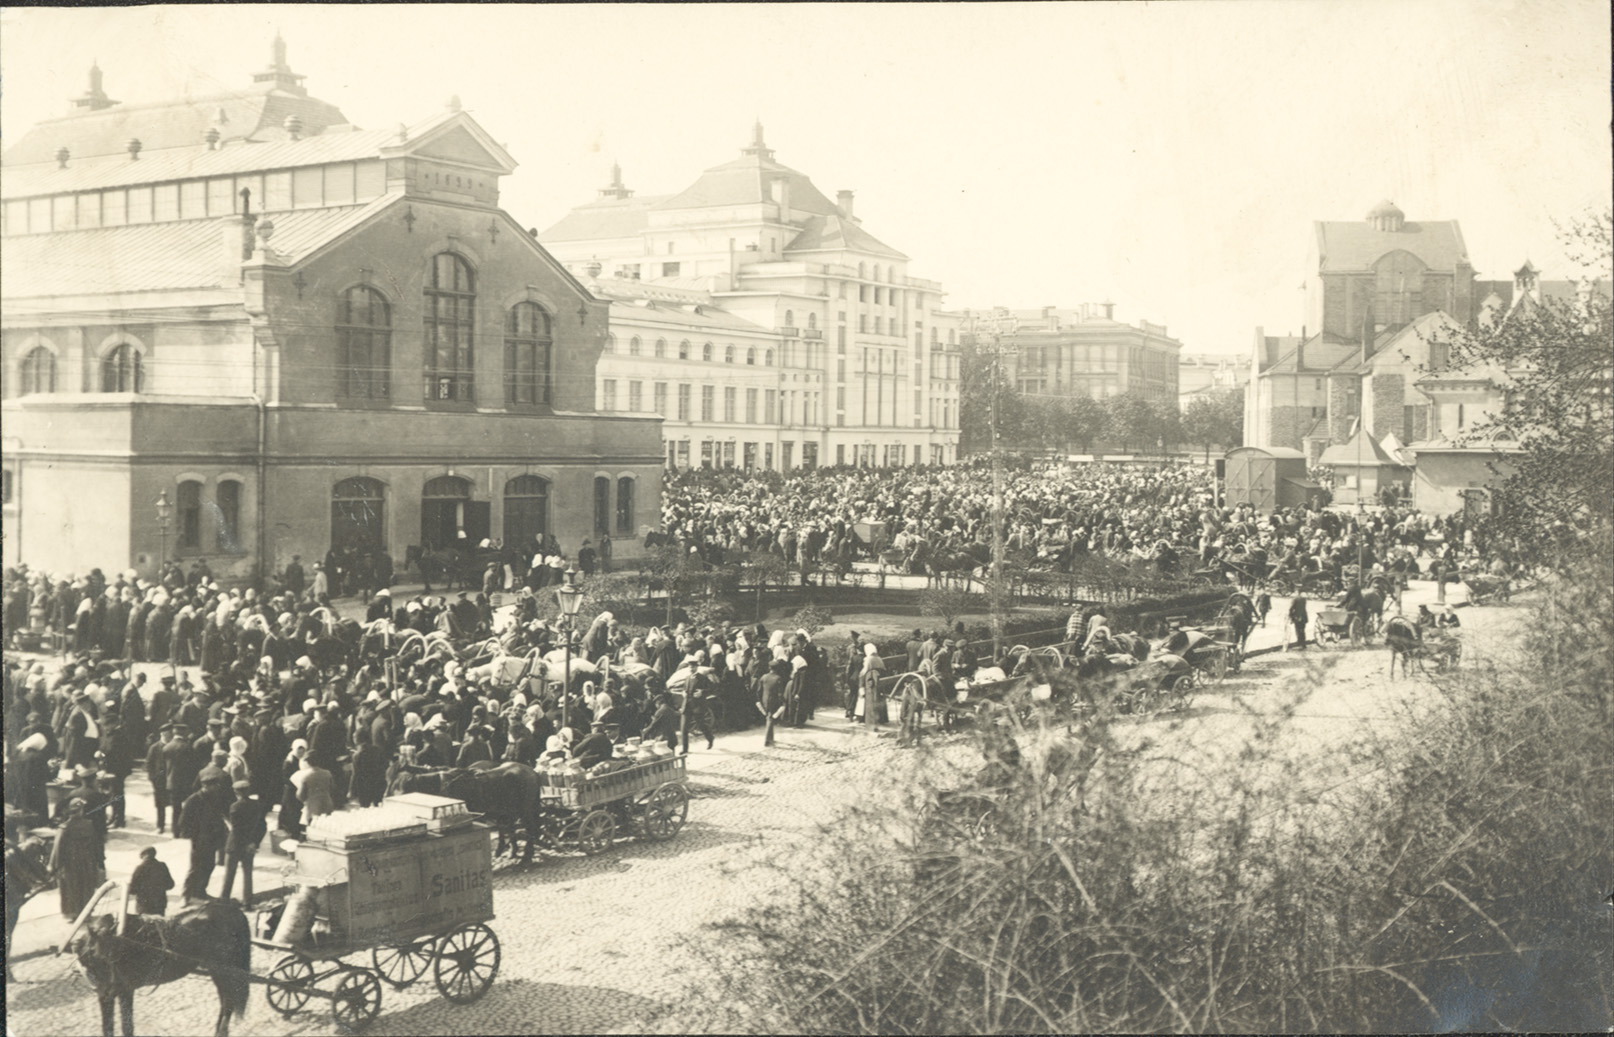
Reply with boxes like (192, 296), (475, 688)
(785, 309), (795, 327)
(101, 342), (142, 393)
(764, 349), (775, 367)
(615, 477), (635, 534)
(424, 252), (475, 401)
(505, 302), (552, 406)
(629, 336), (642, 357)
(724, 345), (735, 363)
(332, 476), (386, 552)
(808, 313), (818, 330)
(858, 262), (867, 279)
(654, 338), (667, 358)
(702, 342), (713, 362)
(603, 334), (617, 354)
(19, 346), (55, 395)
(176, 480), (202, 550)
(337, 285), (390, 400)
(421, 475), (474, 550)
(215, 479), (243, 553)
(593, 476), (611, 535)
(503, 474), (549, 551)
(746, 347), (756, 365)
(873, 264), (882, 282)
(678, 340), (691, 360)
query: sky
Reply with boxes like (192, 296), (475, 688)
(3, 2), (1609, 354)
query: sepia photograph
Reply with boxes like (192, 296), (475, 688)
(2, 2), (1610, 1033)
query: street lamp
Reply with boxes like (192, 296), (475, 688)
(974, 313), (1019, 660)
(555, 568), (584, 734)
(154, 489), (173, 572)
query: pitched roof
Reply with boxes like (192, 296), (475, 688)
(1325, 311), (1461, 375)
(1257, 334), (1360, 375)
(1, 193), (400, 299)
(540, 196), (667, 243)
(654, 153), (839, 214)
(1314, 219), (1468, 272)
(1319, 423), (1406, 468)
(786, 213), (906, 259)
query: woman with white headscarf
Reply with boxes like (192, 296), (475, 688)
(855, 642), (887, 724)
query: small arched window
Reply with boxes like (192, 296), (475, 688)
(702, 342), (713, 362)
(101, 342), (142, 393)
(337, 285), (391, 400)
(678, 340), (691, 360)
(603, 334), (617, 354)
(19, 345), (56, 395)
(764, 349), (775, 367)
(873, 264), (882, 282)
(505, 302), (552, 406)
(785, 309), (795, 327)
(858, 262), (867, 279)
(655, 338), (667, 358)
(808, 313), (818, 330)
(504, 475), (549, 549)
(724, 345), (735, 364)
(746, 347), (756, 365)
(629, 336), (642, 357)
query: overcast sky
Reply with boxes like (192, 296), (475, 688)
(4, 2), (1609, 353)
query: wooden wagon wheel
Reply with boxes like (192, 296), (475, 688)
(642, 782), (689, 842)
(1206, 646), (1229, 682)
(331, 966), (383, 1033)
(372, 935), (436, 989)
(577, 809), (616, 855)
(266, 954), (315, 1016)
(1348, 615), (1364, 646)
(433, 922), (501, 1004)
(1168, 673), (1195, 711)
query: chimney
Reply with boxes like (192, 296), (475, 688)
(837, 189), (855, 221)
(222, 213), (256, 279)
(55, 147), (70, 169)
(126, 137), (142, 160)
(1102, 301), (1115, 320)
(770, 176), (791, 216)
(283, 114), (303, 140)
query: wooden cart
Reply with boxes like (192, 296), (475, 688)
(539, 754), (690, 855)
(253, 818), (500, 1032)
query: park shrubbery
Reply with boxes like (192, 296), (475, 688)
(681, 569), (1611, 1034)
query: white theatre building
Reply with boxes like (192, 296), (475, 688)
(541, 125), (963, 469)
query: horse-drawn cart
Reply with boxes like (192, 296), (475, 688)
(253, 798), (501, 1032)
(1314, 608), (1362, 645)
(538, 753), (690, 855)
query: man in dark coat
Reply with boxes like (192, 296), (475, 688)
(282, 556), (306, 598)
(164, 724), (204, 831)
(49, 800), (104, 917)
(128, 846), (175, 916)
(119, 672), (149, 751)
(757, 658), (789, 748)
(220, 781), (266, 906)
(571, 721), (615, 769)
(147, 724), (173, 833)
(1289, 594), (1310, 651)
(99, 714), (137, 829)
(177, 774), (229, 902)
(147, 675), (178, 738)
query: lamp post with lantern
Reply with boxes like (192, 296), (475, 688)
(154, 489), (173, 574)
(555, 568), (584, 734)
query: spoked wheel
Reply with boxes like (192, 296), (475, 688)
(1348, 615), (1364, 646)
(434, 922), (501, 1004)
(577, 809), (616, 855)
(1168, 674), (1195, 711)
(642, 782), (690, 841)
(1206, 647), (1229, 682)
(266, 954), (315, 1017)
(331, 967), (383, 1033)
(372, 935), (436, 989)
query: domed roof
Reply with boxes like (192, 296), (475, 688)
(1366, 199), (1403, 221)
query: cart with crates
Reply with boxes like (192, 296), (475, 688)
(251, 794), (500, 1033)
(538, 752), (690, 855)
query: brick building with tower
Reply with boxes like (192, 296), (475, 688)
(2, 39), (662, 580)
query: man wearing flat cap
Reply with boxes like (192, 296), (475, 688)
(221, 780), (265, 906)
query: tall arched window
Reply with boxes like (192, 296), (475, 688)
(808, 313), (818, 330)
(101, 343), (142, 393)
(785, 309), (795, 327)
(629, 336), (642, 357)
(702, 342), (713, 362)
(724, 345), (735, 363)
(654, 338), (667, 358)
(332, 476), (386, 552)
(603, 334), (617, 354)
(858, 262), (867, 279)
(505, 302), (552, 406)
(337, 286), (391, 399)
(593, 476), (611, 535)
(764, 349), (775, 367)
(216, 480), (243, 552)
(873, 264), (882, 282)
(615, 477), (636, 534)
(176, 480), (202, 550)
(678, 340), (691, 360)
(746, 347), (756, 365)
(424, 252), (475, 401)
(504, 475), (549, 551)
(19, 346), (55, 395)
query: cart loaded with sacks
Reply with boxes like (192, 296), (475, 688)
(252, 795), (500, 1032)
(537, 745), (690, 855)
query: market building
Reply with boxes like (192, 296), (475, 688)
(1, 40), (663, 580)
(540, 127), (962, 469)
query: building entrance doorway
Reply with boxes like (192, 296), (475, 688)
(420, 476), (488, 549)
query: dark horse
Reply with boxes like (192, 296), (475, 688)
(394, 761), (546, 863)
(1340, 585), (1386, 640)
(68, 893), (251, 1037)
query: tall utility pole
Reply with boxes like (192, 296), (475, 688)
(974, 313), (1019, 660)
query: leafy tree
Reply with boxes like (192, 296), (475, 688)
(1103, 391), (1157, 453)
(1151, 398), (1182, 451)
(735, 549), (791, 621)
(1064, 394), (1108, 453)
(1181, 388), (1245, 460)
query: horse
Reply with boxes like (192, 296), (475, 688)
(66, 890), (251, 1037)
(6, 832), (53, 981)
(1385, 615), (1423, 680)
(1220, 594), (1257, 653)
(395, 762), (545, 863)
(1339, 585), (1386, 640)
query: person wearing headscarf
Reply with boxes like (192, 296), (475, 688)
(49, 800), (104, 917)
(276, 740), (309, 837)
(856, 643), (888, 724)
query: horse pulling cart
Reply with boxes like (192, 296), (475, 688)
(1313, 608), (1363, 645)
(253, 799), (501, 1032)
